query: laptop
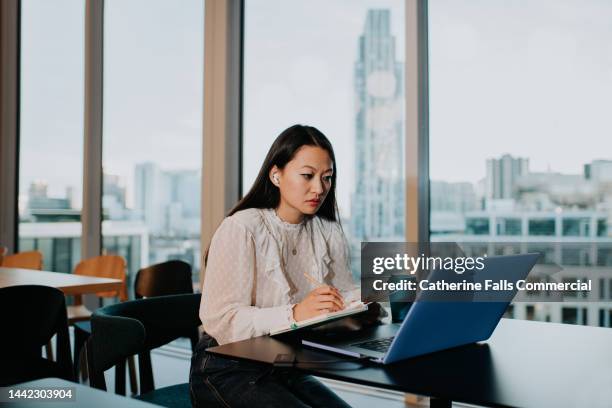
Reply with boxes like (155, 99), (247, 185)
(301, 253), (540, 364)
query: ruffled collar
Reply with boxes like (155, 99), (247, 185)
(264, 208), (310, 231)
(256, 208), (333, 303)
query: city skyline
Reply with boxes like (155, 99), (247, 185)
(20, 155), (612, 212)
(19, 0), (612, 218)
(12, 0), (612, 338)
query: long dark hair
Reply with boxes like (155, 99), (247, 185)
(229, 124), (339, 221)
(204, 125), (339, 267)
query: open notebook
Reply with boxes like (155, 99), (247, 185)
(270, 301), (369, 336)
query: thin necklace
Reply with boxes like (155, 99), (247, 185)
(289, 223), (305, 256)
(274, 209), (305, 255)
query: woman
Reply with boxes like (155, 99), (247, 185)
(190, 125), (358, 407)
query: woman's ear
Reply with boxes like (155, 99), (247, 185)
(269, 166), (280, 186)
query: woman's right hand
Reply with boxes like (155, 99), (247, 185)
(293, 285), (345, 322)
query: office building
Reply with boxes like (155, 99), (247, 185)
(486, 154), (529, 200)
(351, 9), (405, 242)
(135, 162), (166, 234)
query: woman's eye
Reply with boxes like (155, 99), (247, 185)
(323, 176), (333, 183)
(301, 174), (314, 180)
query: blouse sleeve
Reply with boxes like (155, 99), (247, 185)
(199, 217), (294, 344)
(326, 223), (361, 303)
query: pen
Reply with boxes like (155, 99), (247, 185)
(303, 272), (322, 287)
(303, 272), (345, 309)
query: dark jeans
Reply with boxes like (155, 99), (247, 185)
(189, 335), (351, 408)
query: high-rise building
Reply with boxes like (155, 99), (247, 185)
(486, 154), (529, 200)
(135, 163), (201, 236)
(165, 169), (201, 236)
(103, 173), (128, 220)
(165, 170), (200, 219)
(135, 162), (165, 234)
(104, 173), (126, 208)
(351, 9), (404, 241)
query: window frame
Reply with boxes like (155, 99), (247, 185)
(2, 0), (424, 275)
(0, 0), (20, 252)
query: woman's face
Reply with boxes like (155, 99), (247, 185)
(271, 146), (333, 222)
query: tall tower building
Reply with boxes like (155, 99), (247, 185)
(135, 162), (166, 234)
(486, 154), (529, 200)
(351, 9), (405, 241)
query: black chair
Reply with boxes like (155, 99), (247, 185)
(75, 260), (195, 394)
(87, 293), (201, 406)
(0, 285), (73, 386)
(132, 260), (198, 392)
(134, 260), (193, 299)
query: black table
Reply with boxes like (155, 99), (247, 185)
(208, 318), (612, 408)
(1, 378), (157, 407)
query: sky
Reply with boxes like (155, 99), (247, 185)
(20, 0), (85, 207)
(18, 0), (612, 215)
(429, 0), (612, 183)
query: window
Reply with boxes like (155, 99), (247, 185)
(562, 218), (590, 237)
(102, 0), (204, 283)
(496, 218), (521, 236)
(562, 307), (588, 325)
(525, 305), (535, 320)
(466, 217), (489, 235)
(599, 309), (612, 328)
(18, 0), (85, 273)
(528, 219), (555, 236)
(597, 246), (612, 266)
(242, 0), (406, 279)
(562, 245), (592, 266)
(597, 219), (608, 237)
(428, 0), (612, 329)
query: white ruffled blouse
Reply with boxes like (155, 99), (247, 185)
(199, 208), (358, 345)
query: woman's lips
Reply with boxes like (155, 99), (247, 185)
(306, 199), (320, 207)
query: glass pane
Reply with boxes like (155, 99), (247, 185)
(103, 0), (204, 285)
(243, 0), (406, 279)
(19, 0), (84, 273)
(429, 0), (612, 328)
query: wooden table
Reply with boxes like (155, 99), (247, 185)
(0, 267), (122, 295)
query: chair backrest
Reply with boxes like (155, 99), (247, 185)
(134, 260), (193, 299)
(88, 293), (201, 392)
(1, 250), (43, 270)
(0, 285), (72, 385)
(74, 255), (127, 301)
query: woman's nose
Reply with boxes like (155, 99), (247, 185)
(312, 178), (325, 194)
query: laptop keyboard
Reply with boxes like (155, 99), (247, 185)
(352, 336), (394, 353)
